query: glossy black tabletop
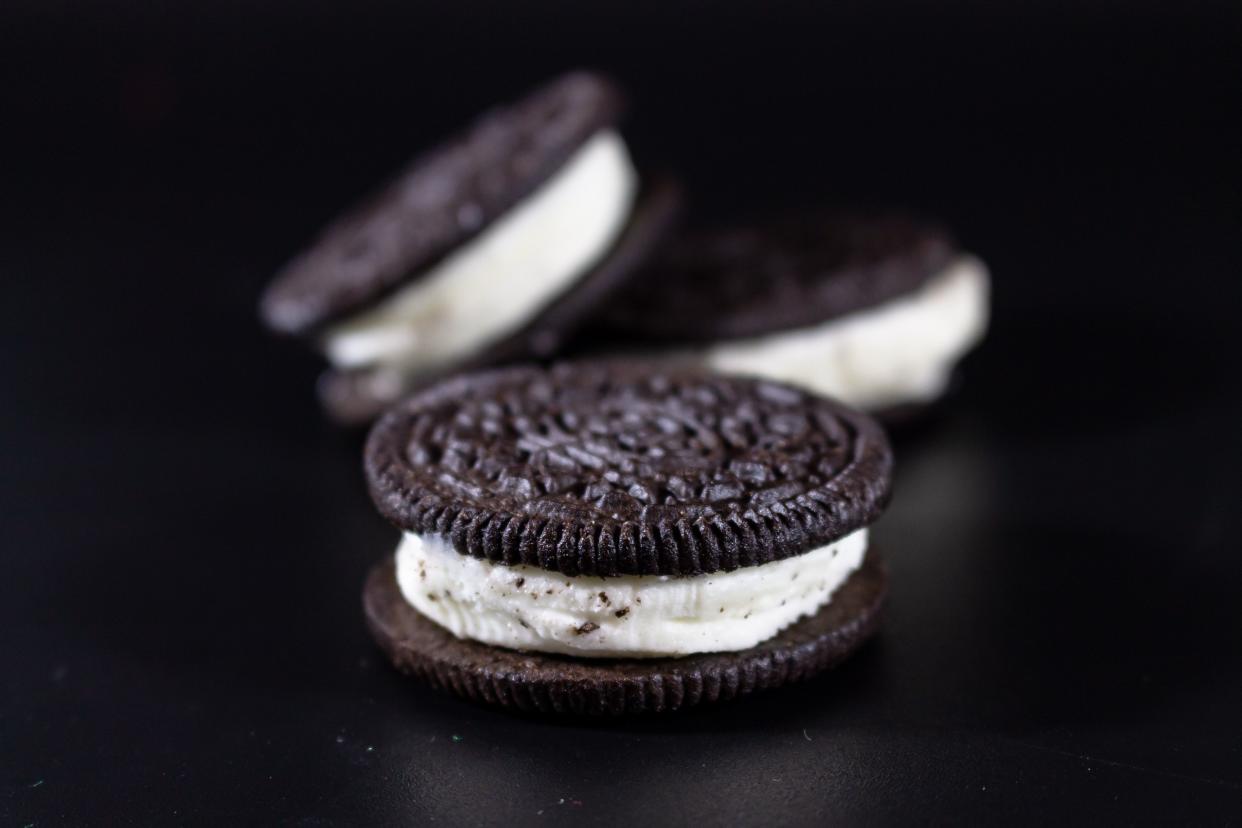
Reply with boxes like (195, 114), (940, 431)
(3, 2), (1241, 824)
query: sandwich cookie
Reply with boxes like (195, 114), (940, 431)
(362, 362), (893, 714)
(259, 72), (680, 424)
(590, 213), (990, 417)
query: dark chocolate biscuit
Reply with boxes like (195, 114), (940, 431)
(596, 212), (957, 344)
(260, 71), (625, 337)
(363, 547), (887, 715)
(318, 179), (682, 425)
(365, 362), (892, 577)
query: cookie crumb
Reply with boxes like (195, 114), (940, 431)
(615, 607), (629, 618)
(515, 577), (525, 588)
(598, 592), (610, 605)
(574, 622), (600, 635)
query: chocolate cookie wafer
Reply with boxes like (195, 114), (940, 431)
(260, 72), (679, 424)
(588, 212), (989, 415)
(362, 361), (893, 714)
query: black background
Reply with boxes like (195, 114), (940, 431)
(4, 1), (1242, 824)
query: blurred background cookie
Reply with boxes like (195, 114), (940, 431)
(260, 71), (679, 424)
(584, 212), (989, 419)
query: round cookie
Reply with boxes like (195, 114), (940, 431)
(364, 362), (893, 578)
(261, 72), (626, 335)
(582, 212), (990, 417)
(258, 71), (681, 425)
(597, 212), (957, 342)
(318, 179), (682, 425)
(362, 362), (894, 712)
(363, 548), (887, 716)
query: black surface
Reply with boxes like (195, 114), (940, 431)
(3, 1), (1241, 824)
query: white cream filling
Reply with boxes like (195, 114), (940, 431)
(394, 528), (867, 658)
(704, 255), (990, 410)
(322, 130), (637, 374)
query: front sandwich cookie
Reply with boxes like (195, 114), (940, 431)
(362, 362), (893, 713)
(260, 72), (679, 424)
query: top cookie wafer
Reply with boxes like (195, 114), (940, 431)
(364, 362), (893, 577)
(598, 212), (957, 342)
(260, 72), (624, 336)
